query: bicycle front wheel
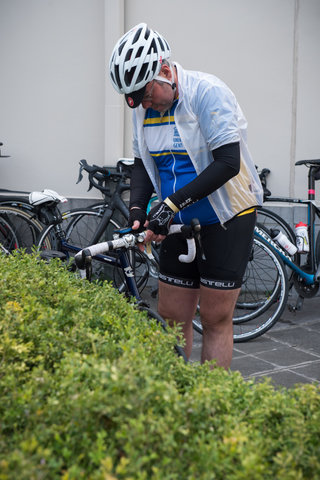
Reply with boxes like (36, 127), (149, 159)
(37, 209), (150, 290)
(66, 210), (150, 290)
(37, 208), (118, 277)
(192, 234), (289, 342)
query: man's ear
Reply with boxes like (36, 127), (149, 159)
(160, 63), (171, 80)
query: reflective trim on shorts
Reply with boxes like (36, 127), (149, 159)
(200, 277), (242, 290)
(159, 272), (200, 289)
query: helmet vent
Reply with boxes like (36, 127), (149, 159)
(132, 28), (142, 44)
(125, 48), (133, 62)
(124, 67), (136, 87)
(138, 63), (148, 83)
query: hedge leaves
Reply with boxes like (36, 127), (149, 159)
(0, 252), (319, 479)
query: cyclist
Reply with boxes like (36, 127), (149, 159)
(109, 23), (263, 368)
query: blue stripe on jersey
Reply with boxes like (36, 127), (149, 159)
(144, 102), (219, 225)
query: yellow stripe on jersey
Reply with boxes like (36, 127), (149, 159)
(150, 151), (189, 157)
(144, 115), (175, 126)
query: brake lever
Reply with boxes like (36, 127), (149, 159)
(76, 163), (84, 184)
(190, 218), (206, 261)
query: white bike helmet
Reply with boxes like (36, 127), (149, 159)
(109, 23), (171, 108)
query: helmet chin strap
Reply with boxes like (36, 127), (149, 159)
(154, 65), (177, 94)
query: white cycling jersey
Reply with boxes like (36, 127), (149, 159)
(133, 62), (263, 224)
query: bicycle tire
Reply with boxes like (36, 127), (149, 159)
(0, 197), (34, 212)
(192, 234), (289, 342)
(0, 206), (49, 252)
(0, 215), (20, 252)
(315, 233), (320, 268)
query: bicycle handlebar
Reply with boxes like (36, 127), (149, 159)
(76, 159), (131, 196)
(74, 219), (201, 270)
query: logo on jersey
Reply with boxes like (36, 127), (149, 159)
(173, 126), (183, 149)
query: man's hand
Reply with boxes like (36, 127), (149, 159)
(128, 208), (147, 233)
(146, 201), (176, 236)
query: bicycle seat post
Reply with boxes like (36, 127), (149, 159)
(308, 165), (319, 201)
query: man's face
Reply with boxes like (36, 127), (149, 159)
(141, 79), (175, 113)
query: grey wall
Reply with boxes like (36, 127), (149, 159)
(0, 0), (319, 205)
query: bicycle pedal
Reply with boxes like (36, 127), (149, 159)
(151, 287), (158, 298)
(40, 250), (67, 262)
(287, 304), (297, 313)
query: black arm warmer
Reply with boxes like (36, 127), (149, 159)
(169, 142), (240, 210)
(129, 157), (154, 210)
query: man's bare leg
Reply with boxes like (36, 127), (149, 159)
(199, 286), (240, 369)
(158, 281), (199, 359)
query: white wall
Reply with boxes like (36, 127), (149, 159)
(0, 0), (319, 201)
(0, 0), (105, 198)
(295, 0), (320, 199)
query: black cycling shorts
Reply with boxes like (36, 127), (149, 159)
(159, 210), (256, 290)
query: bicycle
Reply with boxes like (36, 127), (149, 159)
(0, 160), (130, 253)
(257, 159), (320, 310)
(257, 160), (320, 289)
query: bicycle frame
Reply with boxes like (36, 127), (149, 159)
(258, 161), (320, 284)
(57, 236), (143, 301)
(90, 181), (129, 244)
(254, 225), (317, 286)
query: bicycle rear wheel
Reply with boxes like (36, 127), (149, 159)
(192, 234), (289, 342)
(0, 206), (48, 252)
(0, 216), (20, 252)
(37, 208), (118, 276)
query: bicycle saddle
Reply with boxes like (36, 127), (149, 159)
(295, 159), (320, 166)
(29, 189), (67, 206)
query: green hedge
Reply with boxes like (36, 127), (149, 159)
(0, 252), (319, 480)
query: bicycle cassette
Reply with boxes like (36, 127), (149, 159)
(293, 272), (319, 298)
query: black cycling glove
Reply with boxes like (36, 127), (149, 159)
(147, 200), (177, 235)
(127, 208), (147, 233)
